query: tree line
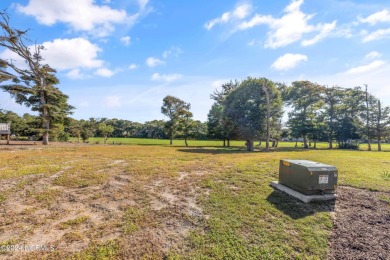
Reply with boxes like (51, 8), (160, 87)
(206, 78), (390, 151)
(0, 12), (389, 150)
(0, 109), (208, 143)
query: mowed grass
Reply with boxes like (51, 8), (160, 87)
(73, 137), (390, 151)
(0, 142), (389, 259)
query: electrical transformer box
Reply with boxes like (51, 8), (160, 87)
(279, 160), (338, 195)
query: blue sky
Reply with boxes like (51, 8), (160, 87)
(1, 0), (390, 122)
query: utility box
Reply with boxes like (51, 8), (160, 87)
(279, 160), (338, 195)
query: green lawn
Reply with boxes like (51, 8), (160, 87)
(0, 142), (389, 259)
(73, 137), (390, 151)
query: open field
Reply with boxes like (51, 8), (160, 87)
(71, 137), (390, 151)
(0, 142), (389, 259)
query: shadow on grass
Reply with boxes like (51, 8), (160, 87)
(177, 146), (309, 154)
(177, 147), (251, 154)
(266, 189), (335, 219)
(0, 142), (37, 146)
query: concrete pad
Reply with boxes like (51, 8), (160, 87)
(270, 181), (337, 203)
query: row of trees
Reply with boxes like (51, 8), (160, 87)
(0, 109), (208, 143)
(206, 78), (389, 151)
(1, 78), (389, 151)
(284, 82), (390, 151)
(0, 12), (389, 150)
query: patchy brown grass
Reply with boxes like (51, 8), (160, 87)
(0, 142), (388, 259)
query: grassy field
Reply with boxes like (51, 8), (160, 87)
(0, 141), (389, 259)
(73, 137), (390, 151)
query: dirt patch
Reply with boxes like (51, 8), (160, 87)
(0, 153), (210, 259)
(328, 186), (390, 260)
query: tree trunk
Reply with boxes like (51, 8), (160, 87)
(223, 139), (226, 147)
(77, 134), (80, 143)
(104, 135), (107, 144)
(303, 135), (308, 149)
(295, 141), (298, 147)
(314, 141), (317, 149)
(40, 77), (49, 145)
(275, 141), (278, 147)
(365, 85), (371, 151)
(246, 140), (254, 151)
(185, 137), (188, 147)
(377, 100), (382, 152)
(259, 140), (262, 146)
(309, 140), (311, 147)
(262, 83), (270, 152)
(42, 131), (49, 145)
(272, 141), (276, 147)
(227, 139), (230, 147)
(329, 140), (332, 149)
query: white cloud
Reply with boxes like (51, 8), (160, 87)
(344, 60), (386, 75)
(237, 0), (336, 48)
(301, 21), (337, 46)
(237, 14), (274, 30)
(365, 51), (381, 60)
(16, 0), (133, 37)
(120, 36), (131, 46)
(204, 3), (251, 30)
(146, 57), (165, 67)
(128, 64), (138, 70)
(362, 28), (390, 42)
(41, 38), (103, 70)
(94, 67), (115, 77)
(358, 9), (390, 25)
(151, 73), (182, 82)
(0, 38), (103, 72)
(271, 53), (308, 71)
(138, 0), (149, 10)
(66, 69), (85, 79)
(162, 47), (183, 59)
(233, 4), (252, 19)
(104, 95), (122, 108)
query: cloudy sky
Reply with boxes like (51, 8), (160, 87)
(1, 0), (390, 122)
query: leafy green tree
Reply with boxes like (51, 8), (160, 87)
(208, 80), (238, 146)
(161, 95), (191, 145)
(81, 128), (93, 143)
(223, 77), (282, 151)
(285, 81), (324, 149)
(207, 104), (229, 144)
(0, 109), (27, 138)
(98, 123), (114, 144)
(323, 86), (344, 148)
(0, 12), (73, 145)
(177, 110), (194, 147)
(67, 118), (83, 143)
(334, 87), (364, 149)
(137, 120), (167, 139)
(22, 113), (41, 139)
(189, 120), (208, 140)
(371, 99), (390, 151)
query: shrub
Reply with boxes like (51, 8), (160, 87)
(58, 132), (70, 142)
(338, 143), (360, 150)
